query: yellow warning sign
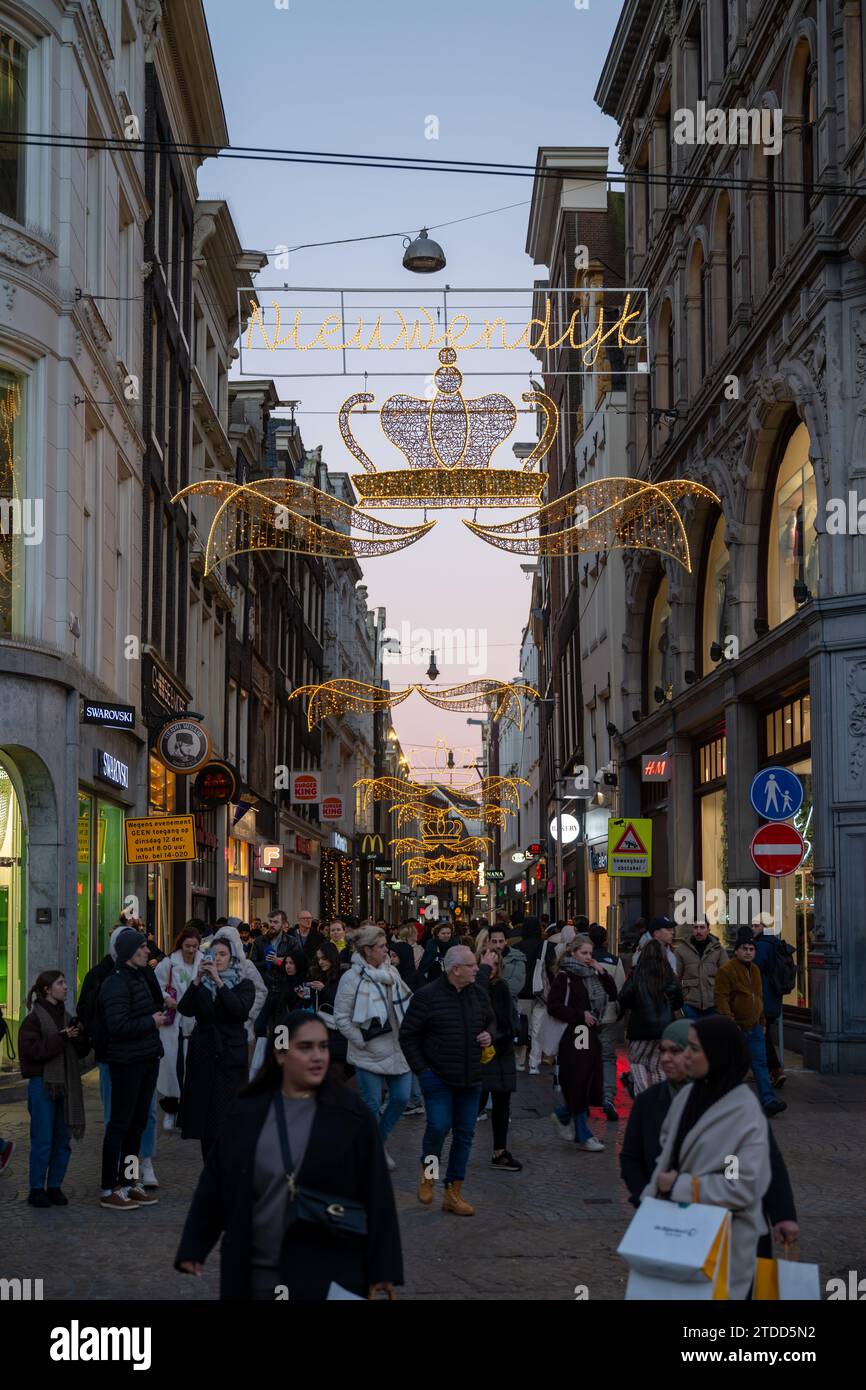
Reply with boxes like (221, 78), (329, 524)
(124, 815), (197, 864)
(607, 818), (652, 877)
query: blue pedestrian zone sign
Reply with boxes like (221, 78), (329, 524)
(749, 766), (804, 822)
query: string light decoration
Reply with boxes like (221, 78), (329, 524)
(290, 677), (540, 732)
(170, 477), (434, 571)
(411, 867), (479, 887)
(321, 847), (354, 919)
(465, 477), (720, 572)
(343, 348), (556, 508)
(357, 773), (527, 811)
(405, 854), (478, 874)
(390, 834), (492, 855)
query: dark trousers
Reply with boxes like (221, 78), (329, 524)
(765, 1019), (782, 1073)
(479, 1089), (511, 1151)
(101, 1059), (159, 1190)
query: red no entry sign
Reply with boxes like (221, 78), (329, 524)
(749, 822), (806, 878)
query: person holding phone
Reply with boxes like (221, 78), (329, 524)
(178, 939), (255, 1162)
(19, 971), (89, 1207)
(548, 934), (618, 1152)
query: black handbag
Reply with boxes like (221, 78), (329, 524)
(272, 1094), (367, 1240)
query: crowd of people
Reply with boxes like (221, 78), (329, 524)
(10, 903), (799, 1300)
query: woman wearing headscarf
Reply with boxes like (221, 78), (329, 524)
(175, 1012), (403, 1300)
(642, 1014), (772, 1299)
(548, 933), (618, 1151)
(618, 938), (684, 1094)
(178, 936), (256, 1161)
(18, 970), (89, 1206)
(211, 922), (267, 1042)
(154, 924), (203, 1130)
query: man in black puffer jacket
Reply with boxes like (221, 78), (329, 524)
(399, 945), (495, 1218)
(98, 928), (168, 1211)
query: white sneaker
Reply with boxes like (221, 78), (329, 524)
(577, 1137), (605, 1153)
(162, 1113), (176, 1131)
(384, 1149), (396, 1171)
(551, 1113), (573, 1142)
(140, 1158), (158, 1188)
(528, 1067), (541, 1075)
(476, 1111), (488, 1122)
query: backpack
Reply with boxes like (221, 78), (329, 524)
(769, 938), (797, 997)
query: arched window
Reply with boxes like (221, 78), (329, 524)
(687, 242), (707, 389)
(700, 516), (731, 675)
(766, 422), (819, 628)
(801, 64), (815, 225)
(711, 193), (732, 354)
(647, 575), (673, 707)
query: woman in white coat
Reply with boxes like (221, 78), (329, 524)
(154, 924), (203, 1128)
(334, 924), (413, 1169)
(642, 1014), (771, 1299)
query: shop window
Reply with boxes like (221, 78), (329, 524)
(76, 794), (93, 994)
(766, 423), (819, 628)
(764, 692), (810, 757)
(148, 752), (176, 812)
(700, 516), (731, 676)
(0, 369), (26, 635)
(0, 760), (24, 1025)
(97, 801), (124, 961)
(0, 30), (26, 222)
(646, 575), (672, 707)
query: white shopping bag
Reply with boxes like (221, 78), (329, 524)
(618, 1196), (731, 1295)
(754, 1255), (821, 1301)
(327, 1282), (365, 1301)
(625, 1262), (728, 1301)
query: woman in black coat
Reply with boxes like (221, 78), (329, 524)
(175, 1012), (403, 1301)
(178, 938), (255, 1160)
(547, 934), (617, 1151)
(476, 949), (522, 1172)
(308, 943), (353, 1082)
(617, 939), (684, 1095)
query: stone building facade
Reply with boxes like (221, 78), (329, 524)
(596, 0), (866, 1070)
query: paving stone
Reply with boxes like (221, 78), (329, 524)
(0, 1056), (864, 1300)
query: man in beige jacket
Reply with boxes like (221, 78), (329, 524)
(675, 920), (727, 1020)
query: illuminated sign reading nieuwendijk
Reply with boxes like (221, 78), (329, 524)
(239, 287), (649, 378)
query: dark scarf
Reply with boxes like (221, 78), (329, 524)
(668, 1015), (750, 1172)
(562, 957), (608, 1019)
(33, 1000), (86, 1141)
(691, 934), (710, 956)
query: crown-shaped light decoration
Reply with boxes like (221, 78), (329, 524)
(342, 347), (556, 509)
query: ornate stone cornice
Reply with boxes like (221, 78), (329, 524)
(0, 218), (56, 270)
(137, 0), (163, 63)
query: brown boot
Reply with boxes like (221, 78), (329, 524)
(417, 1166), (435, 1206)
(442, 1181), (475, 1216)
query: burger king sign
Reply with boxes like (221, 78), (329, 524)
(321, 796), (343, 821)
(291, 771), (321, 803)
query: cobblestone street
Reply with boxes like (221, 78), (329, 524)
(2, 1055), (864, 1301)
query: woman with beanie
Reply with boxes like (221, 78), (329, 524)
(175, 1012), (402, 1300)
(154, 924), (203, 1130)
(642, 1014), (772, 1299)
(18, 971), (89, 1207)
(178, 936), (256, 1161)
(619, 1019), (691, 1204)
(334, 924), (413, 1169)
(618, 939), (684, 1094)
(548, 933), (618, 1151)
(418, 921), (454, 982)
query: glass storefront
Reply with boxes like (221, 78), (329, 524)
(227, 837), (249, 921)
(0, 757), (24, 1028)
(696, 733), (728, 933)
(761, 693), (812, 1013)
(647, 576), (672, 704)
(701, 516), (731, 676)
(77, 791), (124, 990)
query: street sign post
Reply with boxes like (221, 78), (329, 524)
(607, 818), (652, 877)
(749, 767), (804, 822)
(749, 823), (806, 878)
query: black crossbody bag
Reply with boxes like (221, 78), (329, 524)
(272, 1095), (367, 1240)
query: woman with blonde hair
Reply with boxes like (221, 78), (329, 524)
(398, 923), (424, 970)
(334, 924), (413, 1168)
(548, 934), (618, 1151)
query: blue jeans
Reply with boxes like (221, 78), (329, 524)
(683, 1004), (716, 1021)
(419, 1070), (481, 1183)
(409, 1072), (424, 1106)
(355, 1069), (412, 1143)
(555, 1103), (592, 1143)
(27, 1077), (71, 1189)
(742, 1024), (775, 1108)
(99, 1061), (157, 1160)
